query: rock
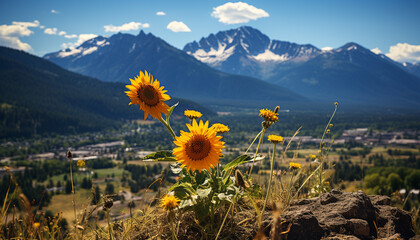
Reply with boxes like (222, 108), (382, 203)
(270, 189), (416, 240)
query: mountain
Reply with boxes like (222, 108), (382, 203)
(183, 26), (420, 107)
(183, 26), (321, 80)
(401, 62), (420, 78)
(43, 31), (303, 105)
(0, 46), (214, 138)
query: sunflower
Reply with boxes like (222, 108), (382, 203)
(173, 120), (225, 172)
(125, 70), (171, 120)
(184, 110), (202, 120)
(160, 195), (180, 211)
(259, 109), (279, 122)
(289, 162), (301, 170)
(211, 123), (230, 134)
(267, 135), (283, 144)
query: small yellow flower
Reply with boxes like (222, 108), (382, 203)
(329, 124), (333, 128)
(211, 123), (230, 134)
(259, 109), (278, 123)
(33, 222), (40, 228)
(77, 160), (86, 168)
(184, 110), (202, 120)
(160, 195), (180, 211)
(326, 129), (330, 134)
(289, 162), (301, 170)
(268, 135), (283, 144)
(334, 102), (338, 106)
(309, 154), (317, 160)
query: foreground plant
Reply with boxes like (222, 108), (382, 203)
(126, 70), (338, 239)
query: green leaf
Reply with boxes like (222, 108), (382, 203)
(142, 151), (173, 160)
(224, 155), (250, 172)
(197, 188), (212, 199)
(143, 157), (177, 162)
(166, 102), (179, 120)
(169, 182), (196, 199)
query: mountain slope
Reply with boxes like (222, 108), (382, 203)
(0, 46), (214, 138)
(183, 27), (420, 108)
(268, 43), (420, 106)
(43, 31), (303, 104)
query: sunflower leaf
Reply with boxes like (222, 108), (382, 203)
(143, 157), (177, 162)
(169, 182), (196, 200)
(166, 102), (179, 120)
(142, 151), (173, 160)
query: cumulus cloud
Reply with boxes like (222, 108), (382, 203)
(167, 21), (191, 32)
(58, 31), (66, 36)
(61, 33), (98, 49)
(156, 11), (166, 16)
(386, 43), (420, 63)
(211, 2), (269, 24)
(0, 20), (40, 51)
(104, 22), (150, 32)
(321, 46), (333, 52)
(370, 47), (382, 55)
(64, 34), (77, 39)
(44, 27), (58, 35)
(51, 9), (59, 14)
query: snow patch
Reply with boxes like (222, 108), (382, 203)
(82, 46), (98, 55)
(96, 39), (107, 46)
(191, 42), (235, 65)
(347, 45), (357, 51)
(58, 48), (82, 58)
(252, 49), (289, 62)
(402, 62), (407, 67)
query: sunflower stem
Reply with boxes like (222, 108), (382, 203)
(249, 128), (266, 178)
(159, 117), (176, 139)
(260, 143), (277, 227)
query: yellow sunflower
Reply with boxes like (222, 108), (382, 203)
(259, 109), (279, 122)
(173, 120), (225, 172)
(289, 162), (301, 170)
(211, 123), (230, 134)
(267, 135), (283, 144)
(125, 70), (171, 120)
(160, 195), (180, 211)
(184, 110), (202, 120)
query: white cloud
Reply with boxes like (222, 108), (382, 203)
(321, 46), (333, 52)
(58, 31), (66, 36)
(64, 34), (77, 39)
(104, 22), (150, 32)
(386, 43), (420, 63)
(167, 21), (191, 32)
(0, 20), (40, 51)
(44, 27), (58, 35)
(211, 2), (269, 24)
(156, 11), (166, 16)
(40, 25), (45, 29)
(51, 9), (59, 14)
(370, 47), (382, 55)
(61, 33), (98, 49)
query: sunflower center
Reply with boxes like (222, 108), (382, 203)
(185, 134), (211, 161)
(138, 85), (160, 106)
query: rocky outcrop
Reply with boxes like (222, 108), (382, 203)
(271, 189), (416, 240)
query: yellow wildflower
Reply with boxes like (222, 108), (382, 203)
(160, 195), (180, 211)
(289, 162), (301, 170)
(267, 135), (283, 144)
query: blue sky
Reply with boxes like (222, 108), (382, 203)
(1, 0), (419, 62)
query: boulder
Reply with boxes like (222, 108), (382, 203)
(270, 189), (416, 240)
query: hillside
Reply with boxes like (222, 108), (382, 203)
(0, 46), (214, 138)
(43, 31), (303, 104)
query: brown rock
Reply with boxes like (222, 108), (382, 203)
(270, 189), (416, 240)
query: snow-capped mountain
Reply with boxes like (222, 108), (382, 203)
(184, 27), (420, 107)
(43, 31), (303, 104)
(183, 26), (321, 80)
